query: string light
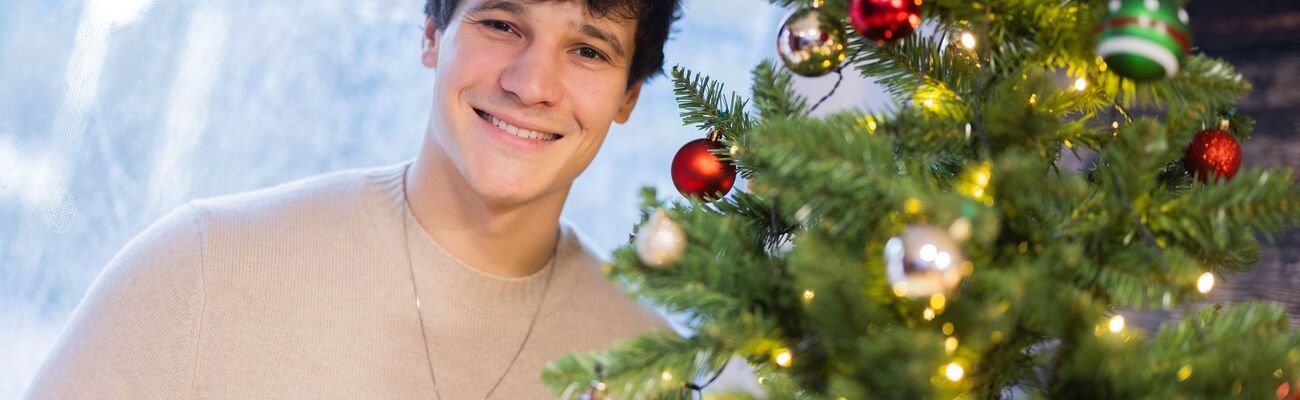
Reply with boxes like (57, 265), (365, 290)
(661, 369), (674, 382)
(958, 161), (993, 204)
(923, 307), (936, 320)
(959, 32), (977, 49)
(892, 282), (909, 297)
(858, 115), (879, 133)
(803, 289), (816, 302)
(948, 218), (972, 242)
(945, 337), (959, 354)
(1028, 93), (1038, 105)
(773, 348), (793, 368)
(1108, 315), (1125, 333)
(1073, 77), (1088, 91)
(904, 198), (923, 214)
(944, 362), (965, 382)
(1197, 272), (1215, 294)
(930, 293), (947, 311)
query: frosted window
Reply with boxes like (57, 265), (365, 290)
(0, 0), (893, 396)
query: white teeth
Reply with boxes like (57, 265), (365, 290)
(487, 113), (559, 141)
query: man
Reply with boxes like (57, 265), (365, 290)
(25, 0), (682, 398)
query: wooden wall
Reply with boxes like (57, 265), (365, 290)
(1131, 0), (1300, 330)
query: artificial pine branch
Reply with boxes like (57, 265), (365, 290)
(751, 60), (809, 121)
(546, 0), (1300, 397)
(670, 65), (755, 142)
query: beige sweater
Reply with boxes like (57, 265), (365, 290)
(25, 160), (670, 399)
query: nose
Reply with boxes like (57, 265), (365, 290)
(499, 42), (564, 108)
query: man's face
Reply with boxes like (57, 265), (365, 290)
(421, 0), (642, 207)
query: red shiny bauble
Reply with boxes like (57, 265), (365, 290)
(849, 0), (923, 43)
(1184, 128), (1242, 182)
(671, 138), (737, 201)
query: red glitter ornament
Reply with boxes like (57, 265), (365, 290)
(1280, 382), (1300, 400)
(1183, 127), (1242, 183)
(849, 0), (923, 43)
(671, 138), (737, 201)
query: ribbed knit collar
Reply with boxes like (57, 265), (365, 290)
(361, 159), (588, 318)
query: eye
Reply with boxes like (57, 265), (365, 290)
(480, 20), (514, 34)
(576, 47), (608, 61)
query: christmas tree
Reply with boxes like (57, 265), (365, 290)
(544, 0), (1300, 398)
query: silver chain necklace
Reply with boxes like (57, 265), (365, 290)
(399, 164), (558, 400)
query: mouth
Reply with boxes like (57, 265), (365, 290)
(474, 108), (563, 142)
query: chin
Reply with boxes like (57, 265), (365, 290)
(463, 171), (556, 207)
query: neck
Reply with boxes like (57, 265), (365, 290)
(405, 136), (567, 278)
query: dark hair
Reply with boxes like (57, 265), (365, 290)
(424, 0), (681, 88)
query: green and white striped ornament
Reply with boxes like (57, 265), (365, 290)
(1096, 0), (1192, 82)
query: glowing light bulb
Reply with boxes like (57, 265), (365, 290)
(959, 32), (977, 49)
(930, 294), (947, 311)
(1108, 315), (1125, 333)
(773, 348), (793, 368)
(1197, 272), (1215, 294)
(944, 362), (964, 381)
(661, 370), (673, 381)
(1073, 78), (1088, 91)
(923, 307), (936, 320)
(803, 289), (816, 302)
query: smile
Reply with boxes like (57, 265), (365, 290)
(474, 109), (562, 141)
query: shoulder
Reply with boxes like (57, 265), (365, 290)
(25, 204), (208, 399)
(191, 164), (385, 224)
(187, 162), (406, 243)
(553, 223), (673, 334)
(96, 203), (208, 293)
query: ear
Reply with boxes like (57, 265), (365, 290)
(421, 17), (439, 69)
(613, 81), (643, 124)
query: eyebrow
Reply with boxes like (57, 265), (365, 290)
(468, 0), (629, 60)
(576, 22), (628, 60)
(467, 0), (526, 17)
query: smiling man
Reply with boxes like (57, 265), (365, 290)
(25, 0), (682, 398)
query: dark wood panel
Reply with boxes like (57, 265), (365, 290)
(1132, 3), (1300, 331)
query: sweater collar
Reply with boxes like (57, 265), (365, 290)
(362, 159), (589, 317)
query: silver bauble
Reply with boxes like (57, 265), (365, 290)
(776, 7), (848, 77)
(884, 224), (965, 297)
(635, 210), (686, 268)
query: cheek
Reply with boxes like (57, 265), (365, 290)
(570, 82), (628, 128)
